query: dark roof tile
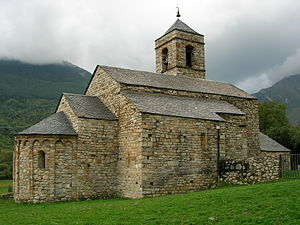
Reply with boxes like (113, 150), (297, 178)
(18, 111), (77, 135)
(165, 19), (201, 35)
(123, 91), (244, 121)
(260, 132), (290, 152)
(100, 66), (255, 99)
(64, 93), (117, 120)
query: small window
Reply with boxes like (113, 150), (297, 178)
(186, 45), (193, 67)
(162, 48), (168, 72)
(38, 151), (45, 168)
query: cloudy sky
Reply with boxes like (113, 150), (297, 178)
(0, 0), (300, 93)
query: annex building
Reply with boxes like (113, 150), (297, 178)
(14, 18), (290, 203)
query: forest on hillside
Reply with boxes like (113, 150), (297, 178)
(0, 97), (57, 179)
(0, 60), (91, 179)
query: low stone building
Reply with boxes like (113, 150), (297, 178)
(14, 18), (290, 203)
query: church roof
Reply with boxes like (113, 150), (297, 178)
(123, 91), (245, 121)
(63, 93), (117, 120)
(18, 111), (77, 136)
(259, 132), (290, 152)
(99, 66), (256, 100)
(165, 19), (201, 36)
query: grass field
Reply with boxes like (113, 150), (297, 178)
(0, 180), (300, 225)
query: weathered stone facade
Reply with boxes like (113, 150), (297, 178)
(14, 135), (77, 203)
(14, 96), (119, 203)
(57, 95), (120, 200)
(14, 18), (290, 203)
(141, 114), (219, 197)
(220, 152), (291, 184)
(155, 19), (205, 78)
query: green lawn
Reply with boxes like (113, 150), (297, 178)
(0, 180), (300, 225)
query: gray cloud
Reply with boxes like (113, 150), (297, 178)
(237, 49), (300, 93)
(204, 1), (300, 91)
(1, 0), (300, 93)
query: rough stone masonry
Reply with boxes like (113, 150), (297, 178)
(14, 18), (290, 203)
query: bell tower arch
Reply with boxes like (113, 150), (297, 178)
(155, 19), (205, 79)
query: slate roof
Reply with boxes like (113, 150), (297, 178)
(18, 111), (77, 135)
(260, 132), (290, 152)
(165, 19), (201, 36)
(123, 91), (245, 121)
(98, 66), (256, 100)
(63, 93), (117, 120)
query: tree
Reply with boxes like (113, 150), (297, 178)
(0, 149), (12, 179)
(258, 100), (300, 154)
(258, 100), (289, 133)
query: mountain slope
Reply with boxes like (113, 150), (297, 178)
(0, 59), (91, 99)
(0, 59), (92, 153)
(253, 74), (300, 125)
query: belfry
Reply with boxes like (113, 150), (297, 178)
(155, 11), (205, 79)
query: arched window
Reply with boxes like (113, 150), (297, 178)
(186, 45), (193, 67)
(162, 48), (168, 72)
(38, 151), (45, 168)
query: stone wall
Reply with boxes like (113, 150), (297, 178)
(14, 135), (77, 203)
(75, 118), (119, 200)
(57, 95), (120, 200)
(14, 66), (268, 203)
(86, 67), (144, 198)
(220, 152), (290, 184)
(155, 30), (205, 78)
(14, 123), (119, 203)
(139, 111), (257, 197)
(85, 69), (260, 197)
(57, 96), (80, 131)
(121, 84), (260, 159)
(219, 114), (250, 161)
(14, 94), (120, 203)
(141, 113), (219, 197)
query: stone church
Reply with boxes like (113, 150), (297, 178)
(14, 18), (290, 203)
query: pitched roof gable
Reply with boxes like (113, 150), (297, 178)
(123, 91), (245, 121)
(98, 66), (255, 100)
(63, 93), (117, 120)
(165, 19), (201, 36)
(18, 111), (77, 136)
(260, 132), (290, 152)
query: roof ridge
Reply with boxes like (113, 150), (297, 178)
(63, 93), (100, 99)
(100, 65), (205, 81)
(63, 93), (86, 97)
(98, 65), (255, 99)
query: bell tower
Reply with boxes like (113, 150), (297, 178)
(155, 17), (205, 79)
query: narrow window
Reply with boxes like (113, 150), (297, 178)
(162, 48), (168, 72)
(38, 151), (45, 168)
(186, 45), (193, 67)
